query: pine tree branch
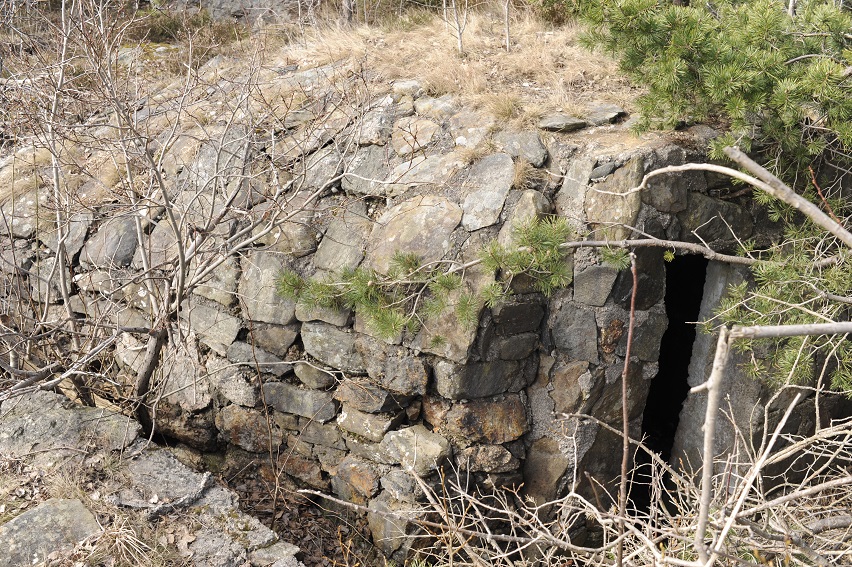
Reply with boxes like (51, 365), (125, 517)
(723, 147), (852, 250)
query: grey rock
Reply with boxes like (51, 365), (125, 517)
(263, 382), (338, 423)
(239, 251), (296, 325)
(29, 256), (69, 304)
(301, 321), (367, 374)
(365, 195), (462, 275)
(584, 103), (626, 125)
(384, 153), (464, 197)
(573, 264), (619, 306)
(251, 323), (300, 358)
(294, 146), (344, 190)
(341, 145), (390, 197)
(590, 161), (617, 179)
(641, 147), (706, 213)
(295, 303), (351, 326)
(227, 341), (292, 376)
(456, 445), (519, 473)
(555, 157), (595, 228)
(160, 343), (212, 412)
(391, 116), (440, 156)
(461, 153), (514, 231)
(0, 499), (101, 567)
(677, 192), (753, 243)
(434, 359), (525, 399)
(298, 418), (347, 450)
(549, 304), (599, 364)
(313, 200), (371, 276)
(381, 468), (424, 502)
(449, 109), (495, 148)
(381, 424), (452, 476)
(497, 189), (552, 247)
(585, 156), (644, 240)
(192, 253), (239, 306)
(360, 344), (429, 396)
(492, 296), (546, 335)
(0, 238), (34, 273)
(357, 96), (397, 146)
(40, 211), (92, 257)
(549, 359), (594, 414)
(0, 390), (140, 464)
(251, 192), (318, 257)
(392, 79), (423, 98)
(494, 130), (548, 168)
(294, 362), (337, 389)
(216, 404), (283, 453)
(610, 247), (666, 310)
(538, 113), (587, 133)
(335, 379), (408, 413)
(250, 542), (302, 567)
(337, 405), (403, 443)
(413, 95), (456, 120)
(0, 187), (49, 239)
(181, 300), (241, 354)
(132, 217), (178, 270)
(368, 491), (420, 557)
(497, 332), (538, 360)
(523, 437), (571, 506)
(80, 215), (138, 269)
(207, 356), (258, 407)
(619, 308), (668, 362)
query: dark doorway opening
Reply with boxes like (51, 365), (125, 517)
(631, 254), (708, 512)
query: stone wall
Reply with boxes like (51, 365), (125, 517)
(0, 56), (763, 558)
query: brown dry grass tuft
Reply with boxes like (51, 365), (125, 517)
(265, 7), (639, 116)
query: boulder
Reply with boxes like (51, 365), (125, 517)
(0, 499), (101, 567)
(391, 116), (440, 156)
(262, 382), (338, 423)
(381, 424), (452, 476)
(301, 321), (367, 374)
(423, 394), (528, 444)
(461, 153), (514, 231)
(239, 251), (297, 325)
(494, 130), (548, 167)
(584, 156), (644, 240)
(538, 113), (587, 133)
(365, 195), (462, 275)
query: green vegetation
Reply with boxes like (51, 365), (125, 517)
(278, 217), (574, 341)
(580, 0), (852, 389)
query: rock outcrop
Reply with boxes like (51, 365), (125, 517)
(0, 52), (764, 561)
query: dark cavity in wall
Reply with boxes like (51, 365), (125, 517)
(631, 253), (708, 512)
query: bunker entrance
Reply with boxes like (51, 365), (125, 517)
(632, 253), (708, 511)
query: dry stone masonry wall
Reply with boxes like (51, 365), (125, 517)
(0, 56), (763, 559)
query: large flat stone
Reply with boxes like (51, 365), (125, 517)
(549, 299), (599, 364)
(313, 200), (371, 276)
(180, 300), (241, 354)
(301, 321), (367, 374)
(584, 156), (644, 240)
(0, 499), (101, 567)
(434, 359), (526, 399)
(365, 195), (462, 275)
(263, 382), (338, 423)
(80, 215), (138, 269)
(494, 130), (548, 167)
(239, 251), (296, 325)
(462, 153), (514, 231)
(380, 424), (451, 475)
(424, 394), (528, 444)
(341, 145), (391, 197)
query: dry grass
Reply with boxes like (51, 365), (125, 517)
(267, 6), (639, 117)
(0, 453), (189, 567)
